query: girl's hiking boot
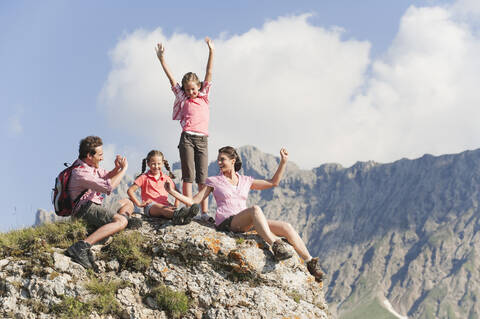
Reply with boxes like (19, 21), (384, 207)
(65, 240), (93, 269)
(195, 213), (215, 224)
(172, 204), (200, 225)
(306, 257), (324, 282)
(272, 239), (293, 261)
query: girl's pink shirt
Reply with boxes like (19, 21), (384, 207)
(134, 171), (173, 206)
(171, 81), (211, 136)
(205, 173), (254, 226)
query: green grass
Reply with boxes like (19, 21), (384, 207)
(147, 284), (190, 318)
(52, 276), (129, 318)
(101, 231), (151, 271)
(340, 297), (398, 319)
(287, 290), (302, 303)
(51, 295), (92, 319)
(86, 276), (129, 315)
(0, 219), (87, 276)
(0, 219), (87, 259)
(235, 237), (245, 245)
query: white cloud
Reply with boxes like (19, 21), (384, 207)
(451, 0), (480, 18)
(99, 8), (480, 169)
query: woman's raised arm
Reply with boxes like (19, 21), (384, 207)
(251, 148), (288, 190)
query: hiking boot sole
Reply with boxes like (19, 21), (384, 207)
(65, 246), (93, 269)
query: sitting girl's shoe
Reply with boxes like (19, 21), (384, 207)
(172, 204), (200, 225)
(272, 239), (293, 261)
(306, 257), (324, 282)
(196, 213), (215, 224)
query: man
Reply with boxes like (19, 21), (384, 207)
(65, 135), (136, 269)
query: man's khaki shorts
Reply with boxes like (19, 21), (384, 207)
(75, 201), (118, 229)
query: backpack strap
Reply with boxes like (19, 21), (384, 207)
(69, 163), (88, 211)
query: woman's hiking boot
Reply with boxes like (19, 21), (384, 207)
(272, 239), (293, 261)
(172, 204), (200, 225)
(65, 240), (93, 269)
(306, 257), (324, 282)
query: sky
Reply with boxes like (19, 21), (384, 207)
(2, 0), (479, 232)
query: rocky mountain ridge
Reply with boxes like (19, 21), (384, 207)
(1, 217), (329, 318)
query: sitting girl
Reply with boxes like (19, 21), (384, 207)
(128, 150), (199, 225)
(165, 146), (324, 282)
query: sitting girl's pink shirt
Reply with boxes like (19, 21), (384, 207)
(134, 171), (173, 206)
(205, 173), (254, 226)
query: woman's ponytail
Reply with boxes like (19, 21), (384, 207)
(234, 152), (242, 172)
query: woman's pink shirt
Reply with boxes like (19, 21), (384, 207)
(205, 173), (254, 226)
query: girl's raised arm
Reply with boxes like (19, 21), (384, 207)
(204, 37), (214, 83)
(165, 181), (212, 206)
(156, 43), (177, 87)
(251, 148), (289, 190)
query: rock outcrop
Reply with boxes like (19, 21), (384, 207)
(0, 218), (329, 318)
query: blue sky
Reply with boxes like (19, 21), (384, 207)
(3, 0), (479, 232)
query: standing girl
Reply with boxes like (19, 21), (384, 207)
(164, 146), (324, 283)
(155, 37), (214, 221)
(127, 150), (199, 225)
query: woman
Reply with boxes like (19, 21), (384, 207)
(165, 146), (323, 282)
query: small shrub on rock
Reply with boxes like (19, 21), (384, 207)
(147, 284), (190, 318)
(86, 277), (128, 315)
(51, 295), (92, 319)
(101, 231), (151, 271)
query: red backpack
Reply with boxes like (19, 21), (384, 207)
(52, 163), (87, 216)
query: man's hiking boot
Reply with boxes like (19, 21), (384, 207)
(172, 204), (200, 225)
(272, 239), (293, 261)
(66, 240), (93, 269)
(306, 257), (324, 282)
(127, 217), (143, 229)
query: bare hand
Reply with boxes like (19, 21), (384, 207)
(140, 199), (152, 207)
(117, 156), (128, 170)
(155, 43), (165, 59)
(280, 148), (289, 162)
(114, 155), (122, 169)
(205, 37), (214, 51)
